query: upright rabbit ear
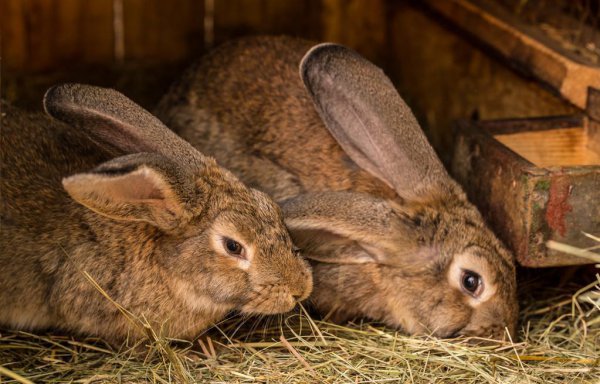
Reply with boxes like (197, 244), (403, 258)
(43, 84), (206, 169)
(64, 153), (205, 231)
(282, 192), (420, 265)
(300, 44), (458, 202)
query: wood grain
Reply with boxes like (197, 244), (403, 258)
(0, 0), (204, 71)
(495, 127), (600, 167)
(422, 0), (600, 110)
(1, 0), (113, 71)
(213, 0), (321, 44)
(122, 0), (204, 61)
(320, 0), (387, 64)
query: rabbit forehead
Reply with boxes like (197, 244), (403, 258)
(225, 188), (286, 224)
(430, 202), (516, 276)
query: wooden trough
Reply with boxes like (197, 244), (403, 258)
(453, 116), (599, 267)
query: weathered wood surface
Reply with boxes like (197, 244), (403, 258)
(494, 127), (600, 167)
(121, 0), (204, 61)
(1, 0), (204, 71)
(387, 2), (577, 163)
(453, 117), (600, 267)
(1, 0), (114, 71)
(422, 0), (600, 110)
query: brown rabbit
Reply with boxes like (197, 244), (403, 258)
(0, 84), (312, 345)
(155, 36), (518, 339)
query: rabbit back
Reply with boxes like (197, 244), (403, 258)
(1, 102), (108, 329)
(0, 103), (231, 340)
(156, 36), (393, 202)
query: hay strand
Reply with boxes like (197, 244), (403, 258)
(2, 247), (599, 383)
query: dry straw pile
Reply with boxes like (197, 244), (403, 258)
(1, 245), (598, 383)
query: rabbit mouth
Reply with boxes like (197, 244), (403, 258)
(434, 324), (504, 341)
(240, 284), (298, 315)
(459, 324), (508, 341)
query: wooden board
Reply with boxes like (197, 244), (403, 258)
(422, 0), (600, 110)
(212, 0), (322, 45)
(452, 117), (600, 267)
(387, 2), (577, 164)
(122, 0), (204, 61)
(495, 127), (600, 167)
(0, 0), (114, 71)
(0, 0), (204, 71)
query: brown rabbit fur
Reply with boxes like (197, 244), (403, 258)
(0, 84), (312, 345)
(155, 36), (518, 339)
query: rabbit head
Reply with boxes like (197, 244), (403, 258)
(43, 84), (313, 318)
(281, 44), (517, 339)
(0, 85), (311, 342)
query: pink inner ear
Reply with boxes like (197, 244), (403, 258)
(91, 168), (167, 203)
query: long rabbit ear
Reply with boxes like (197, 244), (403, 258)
(282, 192), (418, 265)
(43, 84), (206, 169)
(64, 153), (204, 231)
(300, 44), (456, 202)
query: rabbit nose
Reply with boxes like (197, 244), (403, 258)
(290, 282), (311, 302)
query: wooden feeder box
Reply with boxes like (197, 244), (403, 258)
(453, 115), (599, 267)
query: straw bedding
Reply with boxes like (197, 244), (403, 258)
(1, 252), (598, 383)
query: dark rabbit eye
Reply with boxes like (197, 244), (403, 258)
(293, 246), (301, 257)
(223, 238), (245, 258)
(461, 270), (483, 297)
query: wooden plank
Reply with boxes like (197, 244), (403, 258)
(1, 0), (28, 70)
(422, 0), (600, 110)
(586, 119), (600, 156)
(495, 127), (600, 167)
(1, 0), (114, 72)
(213, 0), (321, 44)
(122, 0), (204, 61)
(387, 2), (577, 163)
(319, 0), (387, 64)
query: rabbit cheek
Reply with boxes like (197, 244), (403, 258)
(425, 291), (473, 338)
(308, 263), (377, 322)
(165, 236), (248, 309)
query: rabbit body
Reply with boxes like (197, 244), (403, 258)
(0, 85), (312, 344)
(156, 36), (518, 339)
(157, 37), (390, 202)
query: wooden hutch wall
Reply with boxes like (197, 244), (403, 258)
(1, 0), (576, 157)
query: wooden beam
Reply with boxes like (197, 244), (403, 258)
(422, 0), (600, 110)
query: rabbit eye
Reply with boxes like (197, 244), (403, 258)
(461, 270), (483, 297)
(293, 246), (301, 257)
(223, 237), (245, 258)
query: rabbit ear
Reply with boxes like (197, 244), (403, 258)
(289, 228), (380, 264)
(282, 192), (403, 264)
(300, 44), (455, 201)
(63, 153), (204, 232)
(43, 84), (206, 169)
